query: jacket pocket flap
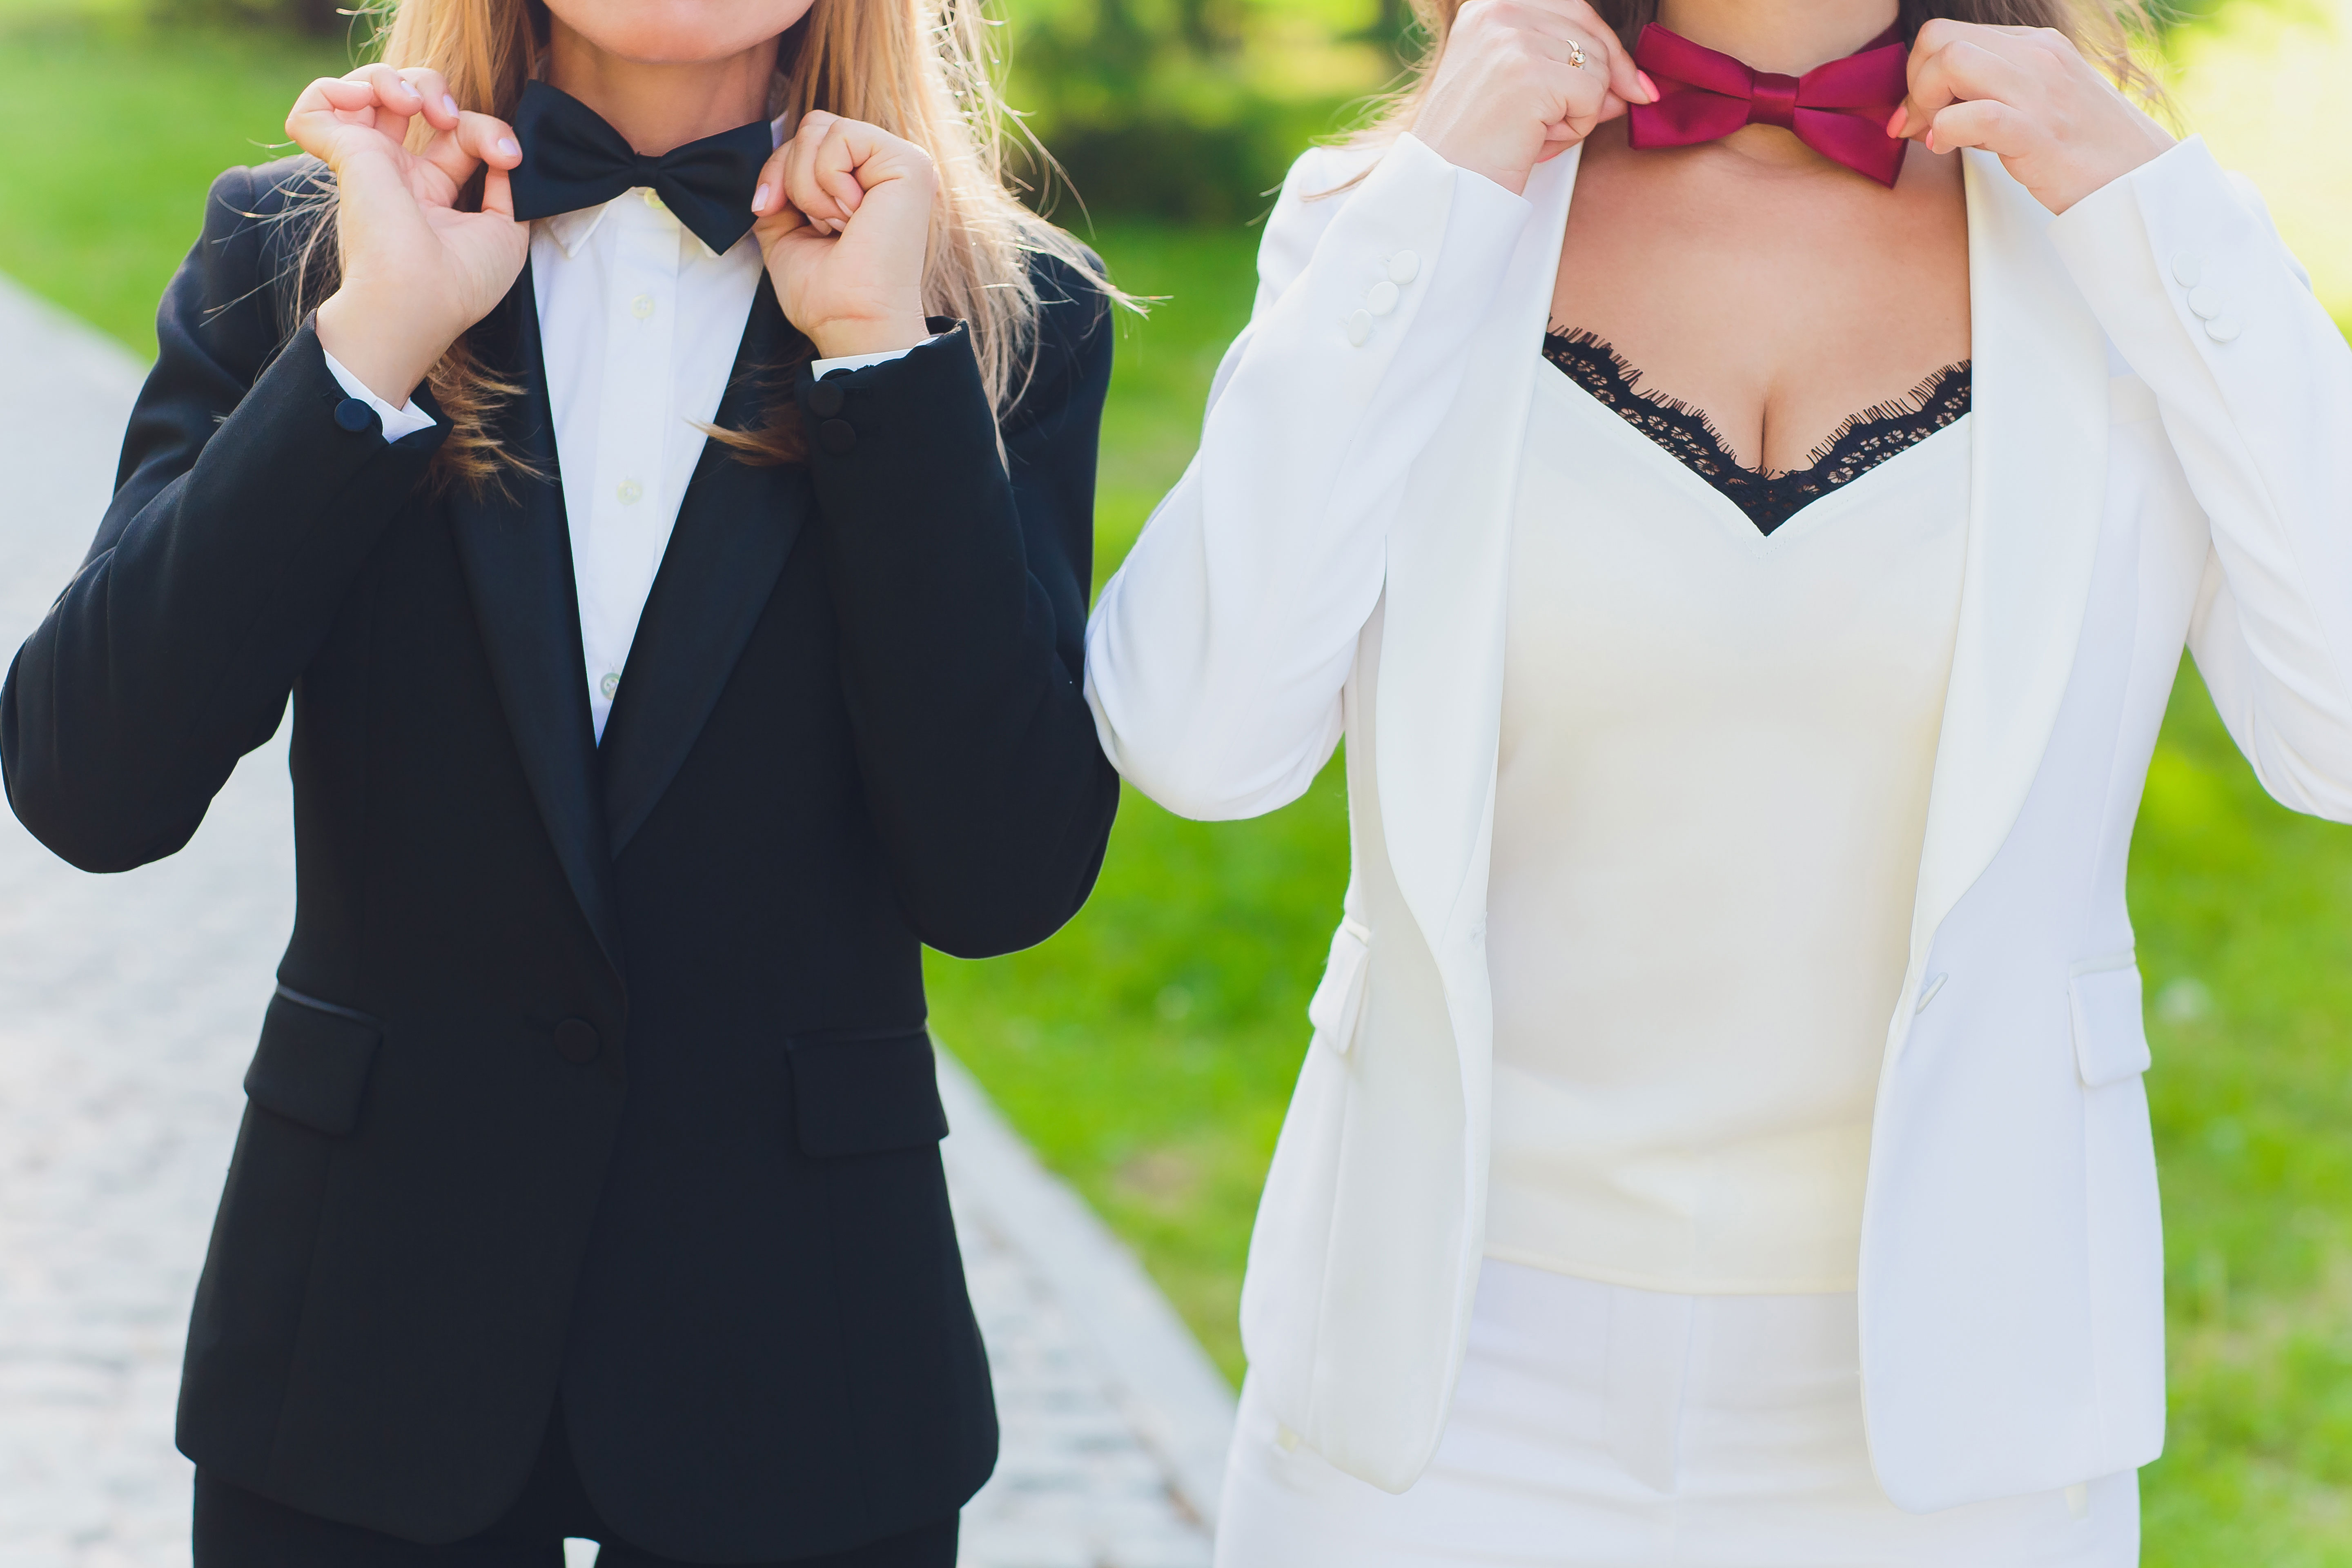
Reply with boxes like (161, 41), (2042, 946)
(244, 985), (384, 1136)
(2068, 956), (2152, 1088)
(788, 1028), (950, 1158)
(1305, 917), (1372, 1056)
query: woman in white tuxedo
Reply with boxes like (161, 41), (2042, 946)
(1084, 0), (2352, 1557)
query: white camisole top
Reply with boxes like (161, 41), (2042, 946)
(1483, 348), (1971, 1294)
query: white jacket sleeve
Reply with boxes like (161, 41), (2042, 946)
(1084, 134), (1531, 821)
(2050, 136), (2352, 821)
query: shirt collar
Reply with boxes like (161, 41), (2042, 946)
(531, 111), (791, 260)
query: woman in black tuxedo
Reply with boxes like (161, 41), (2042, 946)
(0, 0), (1118, 1559)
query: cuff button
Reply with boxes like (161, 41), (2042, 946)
(1366, 280), (1400, 316)
(333, 397), (376, 434)
(817, 418), (858, 456)
(2186, 284), (2224, 320)
(807, 380), (847, 418)
(2205, 315), (2243, 343)
(1345, 310), (1373, 347)
(1388, 250), (1420, 285)
(2170, 249), (2204, 287)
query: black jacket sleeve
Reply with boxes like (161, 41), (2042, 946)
(2, 160), (446, 872)
(796, 254), (1120, 958)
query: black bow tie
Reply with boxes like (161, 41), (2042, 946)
(508, 80), (773, 256)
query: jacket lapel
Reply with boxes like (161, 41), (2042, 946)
(447, 264), (626, 976)
(1376, 147), (1580, 964)
(597, 276), (808, 856)
(1904, 153), (2112, 966)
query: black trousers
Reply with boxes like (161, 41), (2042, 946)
(192, 1405), (960, 1568)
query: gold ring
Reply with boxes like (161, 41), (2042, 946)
(1568, 40), (1588, 69)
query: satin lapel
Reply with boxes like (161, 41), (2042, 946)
(597, 275), (807, 856)
(1376, 147), (1579, 960)
(1905, 152), (2111, 962)
(447, 263), (625, 975)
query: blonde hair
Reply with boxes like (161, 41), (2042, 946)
(283, 0), (1110, 484)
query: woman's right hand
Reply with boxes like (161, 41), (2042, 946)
(289, 66), (528, 408)
(1416, 0), (1653, 194)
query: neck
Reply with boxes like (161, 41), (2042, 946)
(544, 24), (780, 155)
(1650, 0), (1899, 76)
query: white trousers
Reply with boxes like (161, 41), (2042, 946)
(1216, 1260), (2139, 1567)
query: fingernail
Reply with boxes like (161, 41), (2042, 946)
(1886, 106), (1906, 138)
(497, 137), (519, 158)
(1924, 127), (1937, 153)
(405, 80), (424, 98)
(753, 182), (771, 212)
(443, 94), (458, 116)
(1637, 71), (1659, 102)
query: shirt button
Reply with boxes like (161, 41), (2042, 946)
(616, 478), (644, 505)
(2185, 284), (2223, 320)
(599, 672), (620, 699)
(2171, 249), (2203, 287)
(1345, 310), (1373, 347)
(631, 294), (656, 320)
(642, 188), (666, 212)
(1388, 250), (1420, 285)
(1365, 280), (1400, 316)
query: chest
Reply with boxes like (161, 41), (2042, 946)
(1550, 129), (1971, 473)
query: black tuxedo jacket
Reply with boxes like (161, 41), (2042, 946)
(0, 158), (1118, 1560)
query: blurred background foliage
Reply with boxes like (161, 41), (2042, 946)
(0, 0), (2350, 1557)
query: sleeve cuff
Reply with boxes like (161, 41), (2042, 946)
(812, 335), (942, 379)
(320, 348), (437, 443)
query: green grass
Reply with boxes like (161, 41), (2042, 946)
(0, 10), (347, 354)
(7, 9), (2352, 1558)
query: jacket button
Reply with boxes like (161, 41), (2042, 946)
(333, 397), (376, 434)
(807, 379), (847, 418)
(817, 418), (857, 456)
(552, 1018), (600, 1064)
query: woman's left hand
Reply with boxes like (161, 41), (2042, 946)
(752, 111), (938, 359)
(1890, 21), (2174, 215)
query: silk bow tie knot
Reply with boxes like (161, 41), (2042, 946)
(1626, 24), (1911, 187)
(507, 80), (774, 255)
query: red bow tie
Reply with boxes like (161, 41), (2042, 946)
(1626, 24), (1912, 187)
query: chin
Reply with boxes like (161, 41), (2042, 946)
(553, 0), (816, 65)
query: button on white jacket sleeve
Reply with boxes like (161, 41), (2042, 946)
(1084, 134), (1531, 820)
(2050, 136), (2352, 820)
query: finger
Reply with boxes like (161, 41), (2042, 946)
(1895, 37), (2032, 139)
(1520, 38), (1615, 126)
(421, 109), (522, 193)
(811, 120), (873, 219)
(750, 144), (793, 221)
(1922, 96), (2037, 159)
(347, 62), (432, 140)
(394, 66), (461, 131)
(779, 120), (856, 228)
(287, 74), (408, 160)
(1513, 0), (1650, 103)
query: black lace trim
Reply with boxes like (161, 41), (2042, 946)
(1541, 327), (1972, 536)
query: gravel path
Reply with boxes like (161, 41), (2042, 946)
(0, 274), (1228, 1568)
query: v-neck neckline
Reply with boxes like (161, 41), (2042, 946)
(1532, 351), (1972, 552)
(1538, 328), (1973, 538)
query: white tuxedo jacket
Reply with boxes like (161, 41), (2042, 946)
(1084, 131), (2352, 1510)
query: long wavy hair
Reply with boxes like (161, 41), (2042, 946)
(1351, 0), (2166, 152)
(279, 0), (1110, 485)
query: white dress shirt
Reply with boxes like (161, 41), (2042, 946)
(325, 123), (918, 739)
